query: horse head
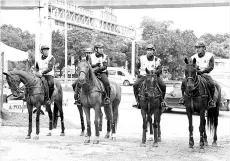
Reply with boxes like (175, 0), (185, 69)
(3, 72), (22, 97)
(77, 60), (92, 85)
(184, 57), (198, 90)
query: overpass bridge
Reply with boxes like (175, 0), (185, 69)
(0, 0), (229, 94)
(1, 0), (229, 9)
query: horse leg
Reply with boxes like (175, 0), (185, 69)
(83, 107), (91, 143)
(204, 118), (208, 146)
(199, 109), (205, 150)
(104, 104), (112, 139)
(111, 100), (119, 141)
(46, 104), (53, 136)
(25, 104), (33, 139)
(186, 108), (194, 149)
(58, 103), (65, 136)
(34, 104), (41, 140)
(148, 116), (153, 141)
(153, 109), (159, 147)
(140, 107), (147, 147)
(99, 107), (103, 132)
(212, 112), (218, 146)
(158, 109), (162, 142)
(93, 104), (100, 144)
(77, 105), (85, 136)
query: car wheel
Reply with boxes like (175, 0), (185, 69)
(123, 80), (130, 86)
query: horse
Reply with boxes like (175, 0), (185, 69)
(76, 60), (121, 144)
(139, 68), (163, 147)
(183, 58), (221, 150)
(3, 70), (65, 140)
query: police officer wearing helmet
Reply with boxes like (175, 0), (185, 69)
(179, 40), (216, 108)
(72, 47), (93, 105)
(35, 44), (56, 105)
(88, 42), (111, 104)
(132, 44), (167, 109)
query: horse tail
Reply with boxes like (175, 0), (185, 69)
(207, 84), (221, 133)
(53, 102), (59, 129)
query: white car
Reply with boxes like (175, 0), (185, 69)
(107, 67), (136, 86)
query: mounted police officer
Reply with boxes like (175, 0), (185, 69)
(72, 47), (93, 105)
(35, 45), (55, 105)
(179, 40), (216, 108)
(89, 42), (110, 104)
(132, 44), (167, 109)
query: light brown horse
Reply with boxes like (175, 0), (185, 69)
(76, 60), (121, 144)
(3, 70), (65, 140)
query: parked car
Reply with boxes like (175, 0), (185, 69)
(164, 80), (184, 111)
(107, 67), (136, 86)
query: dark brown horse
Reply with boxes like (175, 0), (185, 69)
(183, 58), (221, 151)
(139, 68), (163, 147)
(76, 60), (121, 144)
(3, 70), (65, 140)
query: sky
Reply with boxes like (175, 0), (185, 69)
(0, 6), (229, 39)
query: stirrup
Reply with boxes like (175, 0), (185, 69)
(46, 98), (51, 105)
(104, 97), (110, 104)
(74, 100), (82, 106)
(179, 98), (185, 105)
(132, 102), (140, 109)
(161, 101), (167, 107)
(208, 100), (216, 108)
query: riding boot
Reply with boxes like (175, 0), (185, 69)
(179, 81), (186, 105)
(104, 86), (111, 105)
(161, 92), (167, 108)
(46, 86), (54, 105)
(179, 89), (185, 105)
(208, 84), (216, 108)
(132, 89), (140, 109)
(74, 82), (82, 106)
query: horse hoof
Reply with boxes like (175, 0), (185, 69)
(25, 135), (31, 139)
(152, 142), (159, 147)
(111, 137), (116, 141)
(158, 137), (162, 142)
(93, 140), (99, 144)
(46, 132), (52, 136)
(212, 142), (217, 146)
(105, 134), (110, 139)
(33, 136), (39, 140)
(84, 140), (90, 144)
(188, 147), (194, 152)
(199, 148), (205, 153)
(140, 143), (146, 147)
(80, 131), (84, 136)
(60, 132), (65, 136)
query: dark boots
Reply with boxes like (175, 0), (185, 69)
(104, 86), (111, 104)
(46, 86), (54, 105)
(74, 82), (82, 106)
(132, 89), (140, 109)
(208, 84), (216, 108)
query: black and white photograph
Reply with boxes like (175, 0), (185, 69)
(0, 0), (229, 160)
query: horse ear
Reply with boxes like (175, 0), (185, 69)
(86, 55), (89, 61)
(145, 68), (150, 74)
(184, 58), (189, 64)
(79, 55), (82, 61)
(193, 58), (196, 65)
